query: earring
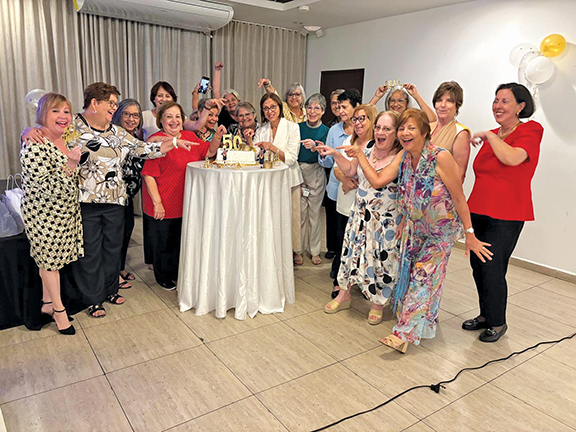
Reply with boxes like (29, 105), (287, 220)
(516, 111), (521, 116)
(92, 110), (97, 114)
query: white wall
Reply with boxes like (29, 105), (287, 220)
(305, 0), (576, 274)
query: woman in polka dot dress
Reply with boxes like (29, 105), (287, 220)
(319, 110), (402, 325)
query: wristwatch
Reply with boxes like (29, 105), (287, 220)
(464, 227), (474, 234)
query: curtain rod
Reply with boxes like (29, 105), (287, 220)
(229, 19), (304, 34)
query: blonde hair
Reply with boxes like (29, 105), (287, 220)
(351, 104), (378, 145)
(36, 93), (72, 126)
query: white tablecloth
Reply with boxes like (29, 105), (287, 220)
(178, 162), (295, 320)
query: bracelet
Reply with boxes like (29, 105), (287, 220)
(264, 83), (271, 88)
(360, 164), (370, 171)
(173, 137), (178, 148)
(275, 147), (280, 156)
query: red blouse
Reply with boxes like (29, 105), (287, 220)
(468, 120), (543, 221)
(142, 130), (209, 219)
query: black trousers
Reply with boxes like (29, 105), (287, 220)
(71, 203), (124, 306)
(324, 197), (338, 254)
(143, 209), (153, 265)
(120, 198), (135, 270)
(332, 211), (349, 287)
(470, 213), (524, 327)
(144, 214), (182, 286)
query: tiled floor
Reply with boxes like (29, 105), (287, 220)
(1, 218), (576, 431)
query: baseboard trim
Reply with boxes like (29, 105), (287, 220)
(453, 241), (576, 284)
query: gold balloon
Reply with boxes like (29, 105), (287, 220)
(540, 34), (567, 57)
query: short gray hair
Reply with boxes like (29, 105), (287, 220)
(305, 93), (326, 111)
(234, 100), (256, 116)
(329, 89), (345, 100)
(284, 82), (306, 108)
(222, 89), (240, 101)
(384, 86), (413, 110)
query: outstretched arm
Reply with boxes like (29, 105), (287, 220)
(212, 61), (223, 99)
(345, 146), (404, 189)
(404, 83), (437, 122)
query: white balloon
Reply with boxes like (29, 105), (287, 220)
(525, 56), (555, 84)
(518, 51), (540, 86)
(509, 43), (538, 67)
(519, 50), (540, 68)
(25, 88), (47, 113)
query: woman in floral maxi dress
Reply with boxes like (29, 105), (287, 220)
(346, 109), (492, 353)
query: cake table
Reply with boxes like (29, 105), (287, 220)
(178, 161), (295, 319)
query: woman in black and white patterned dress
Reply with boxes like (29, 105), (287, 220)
(20, 93), (82, 335)
(23, 82), (194, 319)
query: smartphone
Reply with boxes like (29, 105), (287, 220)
(198, 76), (210, 94)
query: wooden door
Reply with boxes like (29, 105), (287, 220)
(319, 68), (364, 125)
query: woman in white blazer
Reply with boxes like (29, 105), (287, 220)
(250, 93), (303, 264)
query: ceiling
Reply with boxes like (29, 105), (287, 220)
(216, 0), (476, 31)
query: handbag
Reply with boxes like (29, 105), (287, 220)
(5, 174), (24, 232)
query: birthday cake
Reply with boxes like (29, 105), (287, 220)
(216, 147), (258, 165)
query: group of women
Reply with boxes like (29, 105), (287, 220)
(317, 81), (542, 353)
(19, 66), (542, 355)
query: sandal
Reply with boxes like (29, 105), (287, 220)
(293, 253), (303, 266)
(368, 308), (384, 325)
(119, 280), (132, 289)
(88, 304), (106, 318)
(379, 334), (408, 354)
(106, 293), (125, 305)
(311, 255), (322, 265)
(120, 271), (135, 281)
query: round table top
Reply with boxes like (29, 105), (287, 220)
(187, 161), (288, 173)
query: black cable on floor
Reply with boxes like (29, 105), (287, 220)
(311, 332), (576, 432)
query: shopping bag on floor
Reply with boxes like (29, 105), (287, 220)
(5, 174), (24, 231)
(0, 195), (20, 237)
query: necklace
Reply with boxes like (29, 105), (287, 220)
(497, 121), (521, 139)
(370, 145), (390, 162)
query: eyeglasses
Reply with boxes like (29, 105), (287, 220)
(389, 99), (407, 104)
(306, 106), (323, 112)
(262, 105), (279, 112)
(103, 99), (118, 109)
(351, 115), (366, 124)
(374, 125), (395, 133)
(288, 92), (301, 98)
(122, 112), (141, 120)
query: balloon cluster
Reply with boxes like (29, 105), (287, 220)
(509, 34), (567, 88)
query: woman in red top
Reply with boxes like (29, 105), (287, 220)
(142, 101), (223, 290)
(464, 83), (544, 342)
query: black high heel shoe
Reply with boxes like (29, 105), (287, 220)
(41, 301), (74, 322)
(53, 309), (76, 335)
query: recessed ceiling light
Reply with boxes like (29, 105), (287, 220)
(304, 25), (321, 32)
(298, 5), (309, 12)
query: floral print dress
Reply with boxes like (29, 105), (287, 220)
(392, 142), (461, 344)
(337, 144), (400, 305)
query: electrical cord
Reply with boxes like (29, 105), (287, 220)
(311, 332), (576, 431)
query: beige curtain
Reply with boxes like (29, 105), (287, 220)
(213, 21), (307, 114)
(0, 0), (83, 179)
(78, 14), (209, 115)
(0, 3), (306, 179)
